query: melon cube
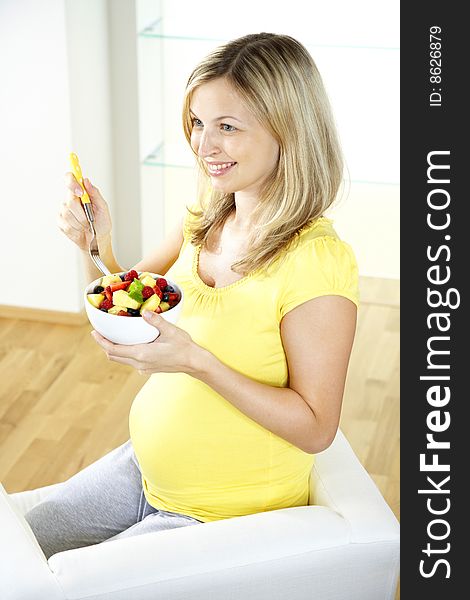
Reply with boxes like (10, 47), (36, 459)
(140, 275), (157, 288)
(108, 305), (127, 315)
(139, 293), (161, 314)
(101, 275), (122, 287)
(138, 272), (154, 281)
(112, 290), (141, 310)
(87, 293), (105, 308)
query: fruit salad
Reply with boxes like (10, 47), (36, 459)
(87, 270), (181, 317)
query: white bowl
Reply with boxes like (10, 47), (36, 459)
(84, 272), (184, 345)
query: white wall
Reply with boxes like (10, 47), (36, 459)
(108, 0), (142, 268)
(0, 0), (399, 316)
(0, 0), (114, 312)
(140, 0), (400, 279)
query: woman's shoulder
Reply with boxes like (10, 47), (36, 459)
(296, 215), (335, 238)
(285, 216), (349, 257)
(271, 216), (360, 311)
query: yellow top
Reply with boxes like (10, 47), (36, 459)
(129, 214), (359, 522)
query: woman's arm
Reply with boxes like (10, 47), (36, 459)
(92, 294), (357, 454)
(83, 235), (123, 282)
(79, 218), (184, 284)
(132, 217), (185, 276)
(86, 214), (185, 281)
(193, 295), (357, 454)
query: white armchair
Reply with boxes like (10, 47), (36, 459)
(0, 430), (399, 600)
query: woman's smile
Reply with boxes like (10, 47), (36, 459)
(206, 161), (237, 176)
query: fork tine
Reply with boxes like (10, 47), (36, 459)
(80, 192), (111, 276)
(96, 257), (111, 275)
(90, 250), (111, 276)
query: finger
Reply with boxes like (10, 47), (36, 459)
(63, 190), (89, 224)
(65, 188), (83, 204)
(83, 177), (105, 209)
(58, 205), (79, 226)
(61, 201), (88, 230)
(106, 354), (142, 369)
(90, 330), (117, 351)
(83, 177), (95, 195)
(66, 211), (87, 234)
(90, 331), (145, 360)
(142, 310), (172, 334)
(65, 171), (84, 197)
(90, 333), (144, 368)
(57, 214), (83, 237)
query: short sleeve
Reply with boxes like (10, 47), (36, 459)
(277, 236), (360, 319)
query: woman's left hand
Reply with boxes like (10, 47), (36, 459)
(91, 310), (201, 375)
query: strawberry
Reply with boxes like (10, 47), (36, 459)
(99, 298), (113, 311)
(156, 277), (167, 290)
(154, 286), (163, 299)
(142, 286), (155, 299)
(104, 286), (113, 301)
(124, 269), (139, 281)
(109, 280), (131, 292)
(168, 292), (179, 303)
(118, 310), (131, 317)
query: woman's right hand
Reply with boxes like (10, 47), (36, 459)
(58, 173), (112, 251)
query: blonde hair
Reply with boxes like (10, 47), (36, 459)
(182, 32), (344, 275)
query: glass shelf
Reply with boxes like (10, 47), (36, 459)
(138, 17), (399, 51)
(139, 18), (225, 43)
(142, 142), (196, 169)
(141, 144), (399, 186)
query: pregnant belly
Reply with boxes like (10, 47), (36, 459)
(129, 373), (273, 490)
(129, 372), (313, 522)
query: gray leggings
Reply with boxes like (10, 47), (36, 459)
(24, 440), (202, 559)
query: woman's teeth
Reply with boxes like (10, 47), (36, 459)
(207, 162), (236, 173)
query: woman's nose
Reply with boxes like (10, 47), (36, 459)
(197, 128), (219, 158)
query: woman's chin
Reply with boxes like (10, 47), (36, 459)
(209, 179), (235, 193)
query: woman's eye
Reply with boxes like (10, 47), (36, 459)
(221, 123), (236, 132)
(192, 117), (203, 127)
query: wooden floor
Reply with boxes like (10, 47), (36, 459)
(0, 276), (399, 594)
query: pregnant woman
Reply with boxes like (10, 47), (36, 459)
(25, 32), (359, 559)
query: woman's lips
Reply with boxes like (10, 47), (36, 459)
(207, 162), (237, 177)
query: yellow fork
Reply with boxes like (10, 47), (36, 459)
(69, 153), (110, 275)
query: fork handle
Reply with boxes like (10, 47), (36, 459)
(69, 152), (91, 204)
(83, 202), (95, 225)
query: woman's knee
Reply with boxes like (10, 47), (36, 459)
(25, 498), (78, 559)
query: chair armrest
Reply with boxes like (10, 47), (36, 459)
(0, 483), (64, 600)
(49, 505), (350, 599)
(311, 430), (400, 543)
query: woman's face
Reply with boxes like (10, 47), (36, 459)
(190, 78), (280, 197)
